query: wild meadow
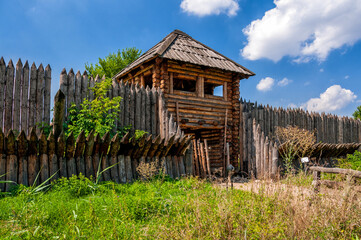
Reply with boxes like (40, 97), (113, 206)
(0, 173), (360, 239)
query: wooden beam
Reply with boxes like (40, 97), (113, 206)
(169, 72), (174, 94)
(223, 82), (227, 101)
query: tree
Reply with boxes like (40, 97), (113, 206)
(85, 47), (142, 78)
(352, 106), (361, 120)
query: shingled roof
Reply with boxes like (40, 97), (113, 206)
(113, 30), (255, 79)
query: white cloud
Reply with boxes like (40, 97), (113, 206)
(257, 77), (275, 92)
(303, 85), (356, 112)
(320, 68), (324, 73)
(241, 0), (361, 62)
(180, 0), (239, 17)
(304, 81), (311, 86)
(278, 77), (292, 87)
(345, 75), (350, 79)
(288, 103), (298, 108)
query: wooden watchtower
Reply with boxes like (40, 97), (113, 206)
(114, 30), (255, 170)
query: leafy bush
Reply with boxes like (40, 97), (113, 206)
(51, 174), (96, 198)
(337, 150), (361, 171)
(65, 77), (122, 138)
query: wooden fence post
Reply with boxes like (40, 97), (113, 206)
(0, 58), (5, 130)
(0, 128), (5, 192)
(53, 89), (66, 139)
(6, 131), (17, 191)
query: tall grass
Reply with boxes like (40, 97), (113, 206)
(0, 176), (360, 239)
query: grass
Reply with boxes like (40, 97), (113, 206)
(0, 175), (360, 239)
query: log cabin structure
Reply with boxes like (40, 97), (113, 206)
(114, 30), (255, 170)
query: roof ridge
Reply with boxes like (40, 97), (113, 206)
(175, 31), (255, 76)
(113, 29), (255, 79)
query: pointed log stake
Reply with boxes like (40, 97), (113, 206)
(93, 134), (102, 180)
(13, 59), (22, 132)
(75, 131), (86, 176)
(118, 132), (130, 156)
(17, 131), (28, 186)
(101, 132), (111, 181)
(21, 61), (29, 133)
(4, 60), (14, 133)
(36, 64), (45, 132)
(0, 128), (5, 191)
(66, 132), (76, 177)
(48, 132), (59, 180)
(6, 130), (17, 191)
(109, 133), (121, 183)
(57, 131), (67, 178)
(125, 155), (133, 183)
(28, 63), (37, 131)
(118, 155), (126, 183)
(84, 130), (95, 178)
(147, 135), (161, 159)
(161, 135), (176, 157)
(44, 65), (51, 125)
(28, 128), (39, 186)
(140, 135), (153, 157)
(0, 58), (6, 130)
(133, 134), (147, 159)
(179, 136), (192, 156)
(53, 90), (66, 139)
(39, 131), (49, 183)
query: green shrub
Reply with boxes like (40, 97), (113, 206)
(337, 150), (361, 171)
(65, 78), (122, 139)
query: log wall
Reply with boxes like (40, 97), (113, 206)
(0, 128), (193, 191)
(240, 99), (361, 144)
(0, 58), (51, 135)
(240, 99), (361, 178)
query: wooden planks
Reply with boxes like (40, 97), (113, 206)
(0, 58), (51, 134)
(0, 126), (192, 189)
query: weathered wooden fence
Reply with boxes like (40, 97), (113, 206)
(59, 69), (182, 140)
(0, 127), (193, 191)
(311, 166), (361, 192)
(240, 99), (361, 144)
(0, 58), (51, 134)
(240, 99), (361, 178)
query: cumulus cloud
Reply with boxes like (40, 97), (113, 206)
(304, 85), (356, 112)
(180, 0), (239, 17)
(278, 77), (292, 87)
(257, 77), (275, 92)
(241, 0), (361, 62)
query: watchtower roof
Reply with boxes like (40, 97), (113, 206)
(114, 29), (255, 79)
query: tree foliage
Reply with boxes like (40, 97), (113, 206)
(85, 48), (142, 78)
(352, 106), (361, 120)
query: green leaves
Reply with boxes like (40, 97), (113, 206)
(85, 48), (141, 78)
(352, 106), (361, 120)
(65, 78), (122, 139)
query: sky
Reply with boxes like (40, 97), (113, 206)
(1, 0), (361, 117)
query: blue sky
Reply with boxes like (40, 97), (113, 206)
(1, 0), (360, 116)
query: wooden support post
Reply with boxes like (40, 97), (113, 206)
(312, 170), (321, 193)
(223, 109), (228, 176)
(204, 139), (211, 176)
